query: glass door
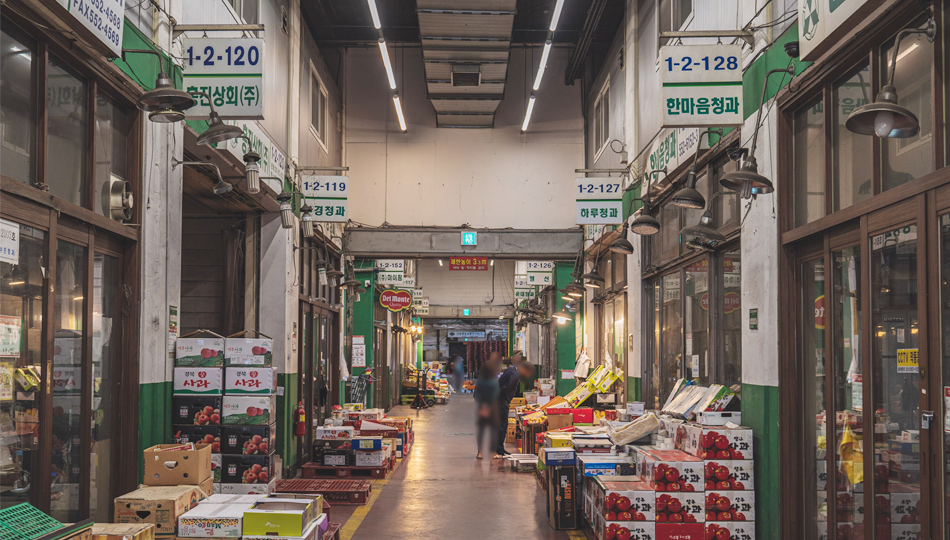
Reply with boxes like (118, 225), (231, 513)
(297, 304), (313, 466)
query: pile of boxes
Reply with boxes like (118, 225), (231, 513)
(311, 408), (413, 470)
(177, 493), (328, 540)
(173, 330), (277, 494)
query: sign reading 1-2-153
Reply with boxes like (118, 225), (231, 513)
(660, 44), (743, 128)
(575, 178), (623, 225)
(301, 175), (349, 223)
(183, 38), (265, 120)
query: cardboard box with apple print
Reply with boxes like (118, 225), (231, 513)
(222, 424), (275, 455)
(603, 522), (655, 540)
(704, 522), (754, 540)
(703, 460), (753, 491)
(173, 396), (223, 426)
(683, 425), (753, 461)
(224, 334), (273, 367)
(224, 368), (276, 395)
(595, 478), (656, 522)
(704, 491), (754, 521)
(176, 332), (226, 367)
(639, 449), (704, 492)
(222, 454), (274, 484)
(222, 395), (276, 425)
(655, 493), (704, 524)
(174, 368), (224, 395)
(172, 425), (222, 453)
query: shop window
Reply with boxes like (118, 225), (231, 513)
(683, 171), (709, 231)
(713, 158), (740, 230)
(1, 27), (37, 185)
(0, 223), (45, 511)
(94, 94), (130, 219)
(227, 0), (259, 24)
(593, 80), (609, 160)
(794, 97), (825, 227)
(648, 280), (660, 408)
(684, 258), (708, 385)
(310, 67), (328, 152)
(653, 203), (680, 265)
(660, 272), (682, 400)
(46, 58), (88, 208)
(657, 0), (694, 48)
(801, 257), (826, 538)
(91, 253), (118, 522)
(720, 248), (741, 389)
(832, 64), (873, 212)
(881, 33), (933, 190)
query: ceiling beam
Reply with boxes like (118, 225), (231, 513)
(345, 228), (583, 259)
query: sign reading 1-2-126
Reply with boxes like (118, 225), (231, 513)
(660, 44), (743, 128)
(301, 175), (349, 223)
(575, 178), (623, 225)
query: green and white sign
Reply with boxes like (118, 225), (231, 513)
(301, 175), (348, 223)
(661, 45), (743, 128)
(515, 276), (537, 299)
(800, 0), (880, 61)
(183, 38), (264, 120)
(642, 128), (708, 191)
(576, 178), (623, 225)
(376, 260), (405, 285)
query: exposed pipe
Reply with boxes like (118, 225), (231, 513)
(564, 0), (609, 85)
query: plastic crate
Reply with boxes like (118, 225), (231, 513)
(0, 504), (64, 540)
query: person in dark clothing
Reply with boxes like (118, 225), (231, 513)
(473, 362), (500, 459)
(495, 357), (534, 457)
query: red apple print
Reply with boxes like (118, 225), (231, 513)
(716, 497), (731, 512)
(634, 512), (645, 521)
(706, 511), (718, 521)
(655, 482), (666, 492)
(251, 464), (263, 473)
(246, 443), (258, 454)
(605, 524), (617, 540)
(251, 435), (263, 444)
(717, 450), (732, 459)
(668, 499), (682, 513)
(685, 513), (697, 523)
(616, 496), (631, 512)
(665, 468), (681, 482)
(732, 481), (745, 490)
(616, 527), (631, 540)
(715, 466), (730, 480)
(250, 371), (258, 378)
(202, 434), (215, 443)
(211, 442), (221, 452)
(606, 511), (617, 520)
(257, 442), (268, 453)
(201, 349), (212, 359)
(247, 407), (258, 417)
(683, 484), (695, 492)
(715, 528), (731, 540)
(706, 525), (719, 540)
(719, 511), (733, 521)
(257, 471), (268, 483)
(245, 472), (257, 483)
(669, 512), (683, 522)
(210, 413), (220, 424)
(717, 480), (732, 490)
(618, 512), (632, 521)
(606, 492), (619, 509)
(715, 435), (729, 449)
(655, 513), (667, 522)
(705, 480), (716, 490)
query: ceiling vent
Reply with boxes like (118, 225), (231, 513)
(451, 64), (481, 87)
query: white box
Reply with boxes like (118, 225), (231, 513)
(891, 524), (920, 540)
(178, 503), (254, 537)
(355, 450), (386, 467)
(222, 395), (277, 425)
(200, 494), (265, 505)
(174, 368), (224, 395)
(314, 426), (354, 439)
(224, 367), (276, 395)
(216, 479), (275, 495)
(176, 335), (225, 367)
(225, 337), (273, 366)
(53, 336), (82, 365)
(52, 366), (102, 393)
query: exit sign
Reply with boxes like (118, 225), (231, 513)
(461, 231), (477, 246)
(462, 309), (471, 316)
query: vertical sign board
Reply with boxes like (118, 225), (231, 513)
(56, 0), (124, 57)
(660, 45), (743, 128)
(301, 175), (349, 222)
(183, 38), (265, 120)
(576, 178), (623, 225)
(799, 0), (881, 61)
(0, 219), (19, 265)
(641, 128), (707, 191)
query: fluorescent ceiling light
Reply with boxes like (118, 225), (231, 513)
(378, 39), (396, 89)
(549, 0), (565, 31)
(393, 93), (407, 131)
(367, 0), (381, 29)
(439, 260), (444, 266)
(521, 94), (536, 132)
(533, 41), (552, 91)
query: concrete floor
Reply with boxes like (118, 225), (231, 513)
(332, 394), (583, 540)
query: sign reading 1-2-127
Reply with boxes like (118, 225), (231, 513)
(575, 178), (623, 225)
(660, 44), (743, 128)
(183, 38), (265, 120)
(301, 175), (349, 223)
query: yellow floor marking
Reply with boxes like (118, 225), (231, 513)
(567, 529), (589, 540)
(339, 478), (389, 540)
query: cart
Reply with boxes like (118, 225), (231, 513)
(410, 367), (435, 409)
(350, 368), (378, 405)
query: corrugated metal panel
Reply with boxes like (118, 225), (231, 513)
(418, 13), (514, 39)
(437, 113), (495, 128)
(421, 38), (510, 49)
(427, 81), (506, 95)
(430, 99), (501, 113)
(423, 63), (508, 81)
(423, 50), (510, 62)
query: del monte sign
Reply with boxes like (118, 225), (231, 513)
(380, 289), (413, 312)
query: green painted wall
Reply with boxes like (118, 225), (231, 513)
(275, 373), (300, 472)
(743, 23), (812, 121)
(137, 381), (173, 482)
(626, 376), (641, 402)
(743, 383), (779, 540)
(351, 264), (377, 408)
(554, 263), (578, 396)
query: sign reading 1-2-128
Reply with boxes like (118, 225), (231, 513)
(660, 44), (743, 128)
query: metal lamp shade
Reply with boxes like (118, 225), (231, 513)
(553, 309), (571, 324)
(844, 86), (920, 138)
(686, 238), (715, 251)
(582, 270), (605, 287)
(300, 205), (316, 238)
(212, 179), (233, 195)
(719, 156), (774, 195)
(682, 211), (726, 244)
(630, 213), (660, 235)
(137, 72), (195, 122)
(277, 193), (294, 229)
(197, 112), (244, 146)
(609, 223), (634, 255)
(244, 152), (261, 194)
(340, 278), (361, 289)
(671, 186), (706, 209)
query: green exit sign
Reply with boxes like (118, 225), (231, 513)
(462, 309), (471, 316)
(461, 231), (477, 246)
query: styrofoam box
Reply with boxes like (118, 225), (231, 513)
(174, 367), (224, 395)
(224, 367), (275, 395)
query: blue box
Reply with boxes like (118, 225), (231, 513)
(541, 447), (576, 466)
(888, 440), (920, 454)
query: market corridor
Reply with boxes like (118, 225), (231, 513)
(338, 397), (580, 540)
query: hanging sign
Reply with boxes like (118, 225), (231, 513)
(642, 128), (709, 191)
(396, 276), (416, 290)
(376, 260), (405, 272)
(576, 178), (623, 225)
(414, 306), (430, 315)
(412, 297), (430, 308)
(896, 349), (919, 373)
(352, 335), (366, 368)
(799, 0), (880, 61)
(377, 272), (404, 285)
(301, 175), (349, 223)
(448, 331), (485, 339)
(0, 219), (18, 265)
(515, 276), (536, 299)
(412, 288), (424, 298)
(183, 38), (264, 120)
(376, 261), (405, 285)
(380, 289), (413, 312)
(660, 45), (743, 128)
(56, 0), (124, 57)
(449, 257), (488, 271)
(526, 261), (554, 286)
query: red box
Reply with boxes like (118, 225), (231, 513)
(655, 523), (704, 540)
(703, 491), (754, 521)
(547, 407), (572, 415)
(655, 493), (704, 524)
(572, 408), (594, 424)
(595, 479), (656, 522)
(703, 461), (753, 491)
(639, 449), (704, 492)
(604, 522), (655, 540)
(705, 522), (755, 540)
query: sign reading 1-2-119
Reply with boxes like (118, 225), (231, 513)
(301, 175), (350, 223)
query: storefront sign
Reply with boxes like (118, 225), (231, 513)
(380, 289), (412, 312)
(799, 0), (881, 61)
(699, 291), (741, 314)
(749, 308), (758, 330)
(660, 45), (743, 127)
(412, 297), (430, 308)
(352, 335), (366, 368)
(0, 219), (19, 265)
(896, 348), (919, 373)
(0, 316), (21, 357)
(376, 260), (404, 272)
(815, 295), (826, 330)
(183, 38), (264, 119)
(561, 370), (575, 380)
(301, 175), (349, 223)
(515, 276), (537, 298)
(575, 178), (623, 225)
(377, 260), (405, 286)
(412, 288), (424, 298)
(449, 257), (488, 271)
(0, 365), (12, 401)
(643, 128), (708, 191)
(396, 276), (416, 290)
(852, 375), (863, 411)
(377, 272), (404, 285)
(56, 0), (124, 57)
(414, 306), (430, 315)
(872, 224), (917, 250)
(225, 121), (287, 186)
(448, 331), (485, 339)
(944, 387), (950, 433)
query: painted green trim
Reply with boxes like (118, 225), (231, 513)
(351, 265), (377, 407)
(184, 73), (264, 78)
(743, 23), (812, 120)
(742, 383), (779, 540)
(114, 21), (182, 91)
(138, 381), (173, 483)
(508, 319), (515, 356)
(627, 376), (641, 402)
(275, 372), (300, 473)
(554, 263), (578, 396)
(623, 183), (642, 219)
(662, 81), (743, 87)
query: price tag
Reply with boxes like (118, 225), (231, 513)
(626, 402), (645, 416)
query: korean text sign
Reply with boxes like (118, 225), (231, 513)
(576, 178), (623, 225)
(449, 257), (488, 271)
(58, 0), (124, 57)
(301, 175), (349, 223)
(660, 45), (743, 127)
(183, 38), (265, 120)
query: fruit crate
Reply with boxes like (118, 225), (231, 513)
(301, 461), (389, 480)
(274, 479), (373, 505)
(323, 523), (341, 540)
(0, 504), (64, 540)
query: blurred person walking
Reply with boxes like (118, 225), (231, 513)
(495, 356), (534, 457)
(473, 360), (500, 459)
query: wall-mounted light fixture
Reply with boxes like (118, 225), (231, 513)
(172, 158), (232, 195)
(189, 91), (245, 146)
(277, 191), (294, 228)
(609, 222), (635, 254)
(300, 204), (316, 238)
(125, 49), (196, 122)
(243, 150), (261, 194)
(672, 129), (722, 209)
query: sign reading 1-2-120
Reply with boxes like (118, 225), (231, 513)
(182, 38), (265, 120)
(660, 44), (743, 128)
